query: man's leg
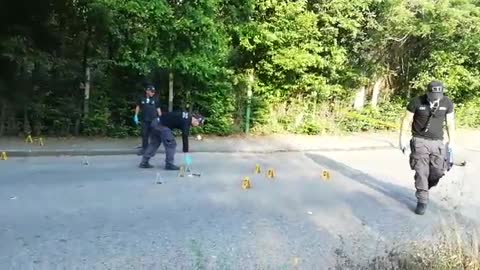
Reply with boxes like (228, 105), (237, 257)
(159, 126), (179, 170)
(139, 132), (161, 168)
(139, 121), (152, 155)
(428, 141), (447, 189)
(409, 138), (431, 214)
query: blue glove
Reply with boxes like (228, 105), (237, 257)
(133, 115), (139, 125)
(185, 154), (192, 166)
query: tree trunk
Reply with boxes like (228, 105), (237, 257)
(371, 77), (383, 108)
(353, 86), (366, 111)
(23, 107), (31, 135)
(0, 99), (6, 136)
(83, 66), (90, 119)
(168, 72), (174, 112)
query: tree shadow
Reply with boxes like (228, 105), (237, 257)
(305, 153), (438, 214)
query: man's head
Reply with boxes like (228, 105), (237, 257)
(426, 80), (444, 102)
(191, 113), (206, 127)
(145, 85), (156, 97)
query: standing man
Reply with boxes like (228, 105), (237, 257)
(134, 84), (162, 155)
(139, 111), (205, 170)
(399, 80), (456, 215)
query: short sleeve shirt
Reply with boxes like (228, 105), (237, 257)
(407, 94), (454, 140)
(136, 96), (160, 122)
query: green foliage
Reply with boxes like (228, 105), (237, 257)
(1, 0), (480, 137)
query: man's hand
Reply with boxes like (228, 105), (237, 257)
(399, 136), (410, 154)
(133, 115), (139, 125)
(185, 154), (192, 166)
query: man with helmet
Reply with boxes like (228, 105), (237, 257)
(139, 111), (205, 170)
(399, 80), (456, 215)
(134, 84), (162, 155)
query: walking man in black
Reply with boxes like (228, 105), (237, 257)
(139, 111), (205, 170)
(134, 85), (162, 155)
(399, 80), (456, 215)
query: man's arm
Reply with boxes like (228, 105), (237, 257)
(135, 105), (140, 116)
(446, 111), (455, 145)
(157, 108), (162, 117)
(399, 110), (414, 150)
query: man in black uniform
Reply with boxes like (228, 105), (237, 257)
(399, 80), (456, 215)
(134, 85), (162, 155)
(139, 111), (205, 170)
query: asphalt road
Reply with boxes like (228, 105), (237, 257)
(0, 149), (478, 270)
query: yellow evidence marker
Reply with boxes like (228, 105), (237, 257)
(38, 137), (45, 146)
(25, 135), (33, 144)
(242, 177), (252, 189)
(267, 168), (276, 179)
(1, 152), (7, 161)
(322, 169), (331, 181)
(255, 164), (261, 174)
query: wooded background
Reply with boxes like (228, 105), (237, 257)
(1, 0), (480, 137)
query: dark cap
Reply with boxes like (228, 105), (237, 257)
(427, 80), (444, 100)
(145, 85), (156, 91)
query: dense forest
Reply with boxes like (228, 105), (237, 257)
(1, 0), (480, 137)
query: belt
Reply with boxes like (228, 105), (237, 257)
(413, 135), (442, 141)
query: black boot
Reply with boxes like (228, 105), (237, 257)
(415, 202), (427, 215)
(165, 163), (180, 170)
(139, 157), (154, 168)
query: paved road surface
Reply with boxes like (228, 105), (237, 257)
(0, 148), (478, 269)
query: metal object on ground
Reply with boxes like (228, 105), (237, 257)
(242, 177), (252, 189)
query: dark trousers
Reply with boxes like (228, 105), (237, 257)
(142, 125), (176, 166)
(141, 121), (153, 150)
(409, 137), (447, 204)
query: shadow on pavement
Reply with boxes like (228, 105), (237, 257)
(305, 153), (439, 214)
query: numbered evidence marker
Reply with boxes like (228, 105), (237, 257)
(255, 164), (261, 174)
(1, 152), (7, 161)
(25, 135), (33, 144)
(322, 169), (331, 181)
(266, 168), (276, 179)
(242, 177), (252, 189)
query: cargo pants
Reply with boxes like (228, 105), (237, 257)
(141, 124), (176, 166)
(409, 137), (447, 204)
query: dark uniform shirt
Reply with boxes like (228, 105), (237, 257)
(136, 96), (160, 122)
(407, 94), (454, 140)
(159, 111), (192, 153)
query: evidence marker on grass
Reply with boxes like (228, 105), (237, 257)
(322, 169), (331, 181)
(1, 152), (8, 161)
(242, 177), (252, 189)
